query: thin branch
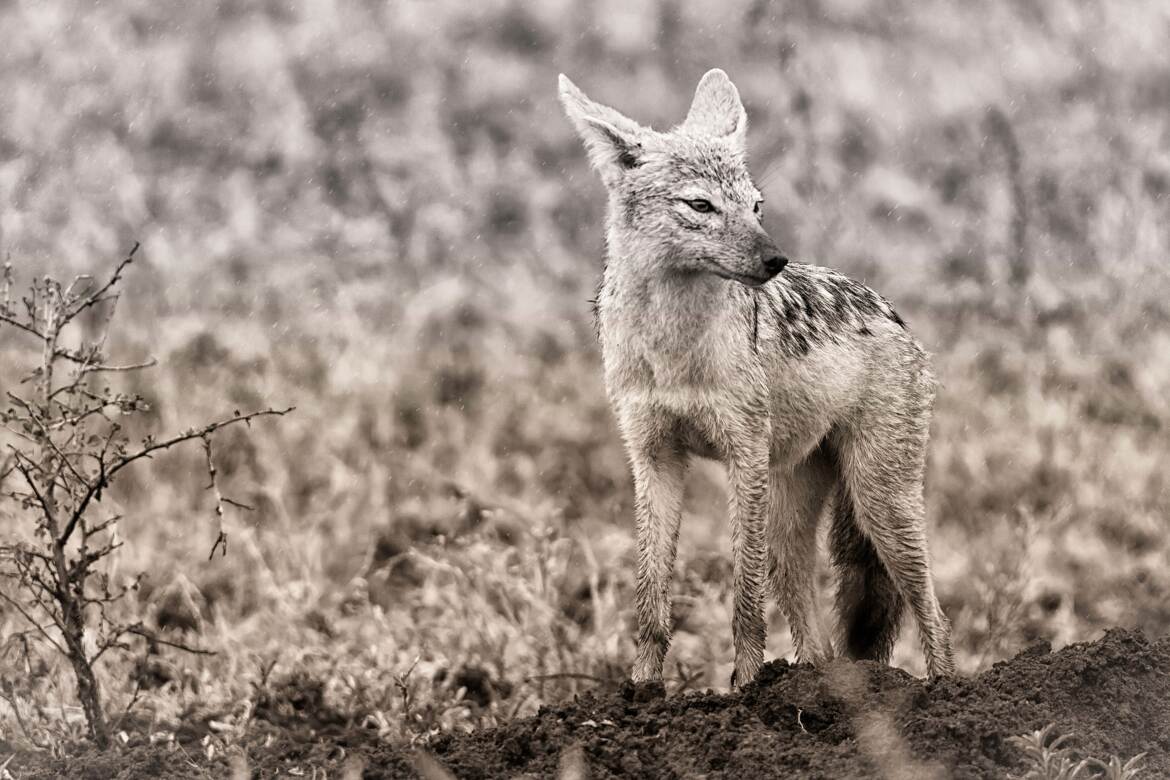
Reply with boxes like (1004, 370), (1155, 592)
(53, 401), (116, 427)
(0, 589), (65, 655)
(108, 407), (293, 479)
(0, 423), (38, 446)
(0, 245), (143, 369)
(57, 406), (294, 547)
(203, 436), (227, 560)
(76, 357), (158, 377)
(63, 274), (96, 302)
(0, 312), (46, 341)
(9, 456), (55, 530)
(0, 546), (54, 567)
(48, 340), (158, 377)
(0, 450), (15, 482)
(111, 675), (144, 733)
(48, 376), (150, 408)
(90, 638), (132, 664)
(7, 395), (88, 486)
(81, 514), (121, 540)
(124, 625), (216, 657)
(25, 571), (67, 624)
(207, 532), (228, 561)
(67, 541), (123, 581)
(67, 243), (139, 324)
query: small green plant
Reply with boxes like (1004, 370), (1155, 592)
(0, 247), (290, 748)
(1010, 723), (1146, 780)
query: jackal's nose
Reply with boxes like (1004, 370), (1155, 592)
(763, 254), (789, 275)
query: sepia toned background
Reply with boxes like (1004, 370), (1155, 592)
(2, 0), (1169, 748)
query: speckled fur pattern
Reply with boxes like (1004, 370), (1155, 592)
(559, 69), (955, 684)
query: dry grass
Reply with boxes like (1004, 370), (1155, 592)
(1, 0), (1169, 757)
(1010, 724), (1146, 780)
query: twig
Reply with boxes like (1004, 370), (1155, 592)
(203, 436), (228, 560)
(68, 243), (138, 323)
(0, 312), (45, 341)
(57, 406), (294, 547)
(8, 458), (58, 546)
(670, 659), (704, 695)
(173, 740), (214, 778)
(75, 357), (158, 378)
(111, 675), (144, 733)
(394, 657), (421, 715)
(124, 625), (216, 657)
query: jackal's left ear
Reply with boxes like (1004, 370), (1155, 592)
(683, 69), (747, 151)
(559, 74), (648, 187)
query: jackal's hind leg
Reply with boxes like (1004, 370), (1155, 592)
(829, 481), (904, 664)
(834, 427), (955, 678)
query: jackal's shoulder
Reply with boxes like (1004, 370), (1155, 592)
(775, 263), (906, 328)
(751, 263), (910, 358)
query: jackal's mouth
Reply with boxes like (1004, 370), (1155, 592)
(707, 260), (773, 287)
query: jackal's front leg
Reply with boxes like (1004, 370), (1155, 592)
(628, 448), (687, 682)
(727, 444), (770, 687)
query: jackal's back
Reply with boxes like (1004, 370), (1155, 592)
(750, 263), (908, 356)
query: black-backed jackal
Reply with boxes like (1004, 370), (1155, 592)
(559, 69), (955, 685)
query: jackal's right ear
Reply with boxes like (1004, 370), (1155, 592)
(683, 69), (747, 151)
(558, 74), (646, 186)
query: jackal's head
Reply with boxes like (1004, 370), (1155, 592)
(559, 69), (787, 286)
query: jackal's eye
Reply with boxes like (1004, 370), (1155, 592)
(753, 200), (763, 216)
(685, 198), (715, 213)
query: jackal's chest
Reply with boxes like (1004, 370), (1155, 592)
(600, 318), (763, 456)
(595, 282), (769, 460)
(600, 320), (751, 398)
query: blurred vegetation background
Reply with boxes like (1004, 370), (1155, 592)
(2, 0), (1169, 747)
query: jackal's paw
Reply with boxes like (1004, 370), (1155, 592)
(630, 660), (663, 685)
(730, 660), (762, 689)
(620, 679), (666, 704)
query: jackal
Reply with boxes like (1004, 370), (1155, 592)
(559, 69), (955, 684)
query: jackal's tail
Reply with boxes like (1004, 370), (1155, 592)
(828, 483), (904, 662)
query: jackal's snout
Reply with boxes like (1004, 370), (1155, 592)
(762, 252), (788, 276)
(754, 231), (789, 282)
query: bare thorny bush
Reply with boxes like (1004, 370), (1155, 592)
(0, 246), (290, 749)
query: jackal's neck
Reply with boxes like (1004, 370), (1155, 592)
(599, 243), (739, 357)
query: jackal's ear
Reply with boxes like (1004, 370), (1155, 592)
(558, 74), (647, 186)
(683, 69), (747, 151)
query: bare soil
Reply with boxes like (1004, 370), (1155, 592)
(12, 629), (1169, 779)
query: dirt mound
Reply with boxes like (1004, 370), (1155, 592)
(11, 630), (1169, 779)
(386, 629), (1170, 779)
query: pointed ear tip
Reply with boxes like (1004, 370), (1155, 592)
(700, 68), (732, 84)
